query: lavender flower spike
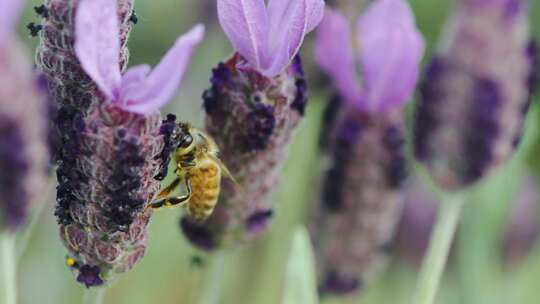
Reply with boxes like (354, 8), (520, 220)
(36, 0), (203, 287)
(310, 1), (424, 295)
(413, 0), (537, 191)
(0, 0), (49, 232)
(180, 0), (324, 250)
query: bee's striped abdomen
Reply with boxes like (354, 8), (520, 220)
(187, 158), (222, 221)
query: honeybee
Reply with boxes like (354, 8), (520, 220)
(149, 123), (236, 221)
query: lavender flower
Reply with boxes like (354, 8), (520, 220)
(36, 0), (203, 287)
(0, 0), (49, 232)
(502, 174), (540, 266)
(413, 0), (537, 191)
(309, 0), (424, 295)
(180, 0), (325, 250)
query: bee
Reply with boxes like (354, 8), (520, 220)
(149, 123), (237, 221)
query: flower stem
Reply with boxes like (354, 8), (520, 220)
(83, 288), (107, 304)
(197, 251), (226, 304)
(1, 233), (17, 304)
(16, 177), (56, 264)
(412, 192), (464, 304)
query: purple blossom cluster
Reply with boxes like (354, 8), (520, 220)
(0, 0), (49, 232)
(36, 0), (203, 286)
(413, 0), (537, 190)
(310, 0), (425, 295)
(1, 0), (538, 298)
(181, 0), (324, 249)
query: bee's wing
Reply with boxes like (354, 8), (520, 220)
(209, 154), (242, 192)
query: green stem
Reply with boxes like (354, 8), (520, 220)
(1, 233), (17, 304)
(16, 177), (56, 264)
(412, 192), (464, 304)
(83, 288), (107, 304)
(197, 251), (226, 304)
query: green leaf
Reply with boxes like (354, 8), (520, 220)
(282, 226), (319, 304)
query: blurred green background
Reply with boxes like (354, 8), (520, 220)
(5, 0), (540, 303)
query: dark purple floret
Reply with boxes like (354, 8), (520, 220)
(291, 79), (308, 115)
(383, 126), (407, 188)
(319, 94), (343, 150)
(53, 106), (86, 225)
(322, 118), (362, 211)
(473, 78), (501, 113)
(319, 271), (361, 295)
(245, 103), (276, 151)
(463, 77), (501, 183)
(414, 57), (448, 161)
(246, 209), (274, 232)
(291, 56), (309, 115)
(0, 119), (29, 230)
(526, 40), (538, 99)
(210, 62), (233, 91)
(180, 217), (217, 251)
(155, 114), (179, 181)
(34, 5), (50, 18)
(291, 55), (305, 76)
(203, 63), (233, 116)
(27, 22), (43, 37)
(104, 139), (147, 231)
(77, 265), (104, 288)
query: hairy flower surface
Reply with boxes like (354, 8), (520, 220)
(0, 0), (49, 232)
(180, 0), (323, 250)
(413, 0), (537, 191)
(310, 0), (424, 295)
(36, 0), (203, 286)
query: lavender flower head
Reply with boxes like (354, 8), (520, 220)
(0, 0), (49, 232)
(309, 0), (424, 295)
(36, 0), (203, 287)
(413, 0), (537, 191)
(180, 0), (325, 250)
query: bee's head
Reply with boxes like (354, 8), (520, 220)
(174, 123), (196, 156)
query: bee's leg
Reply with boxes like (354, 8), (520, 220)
(164, 177), (193, 207)
(179, 153), (196, 168)
(181, 161), (196, 167)
(149, 177), (192, 209)
(156, 177), (182, 199)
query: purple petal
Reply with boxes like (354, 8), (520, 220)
(0, 0), (25, 46)
(314, 8), (362, 107)
(356, 0), (425, 111)
(306, 0), (325, 32)
(75, 0), (122, 100)
(118, 64), (151, 103)
(263, 0), (325, 77)
(121, 24), (205, 114)
(217, 0), (268, 69)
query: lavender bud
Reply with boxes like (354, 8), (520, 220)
(310, 1), (424, 295)
(413, 0), (537, 191)
(181, 54), (308, 250)
(36, 0), (168, 286)
(0, 40), (49, 233)
(501, 174), (540, 266)
(311, 103), (407, 295)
